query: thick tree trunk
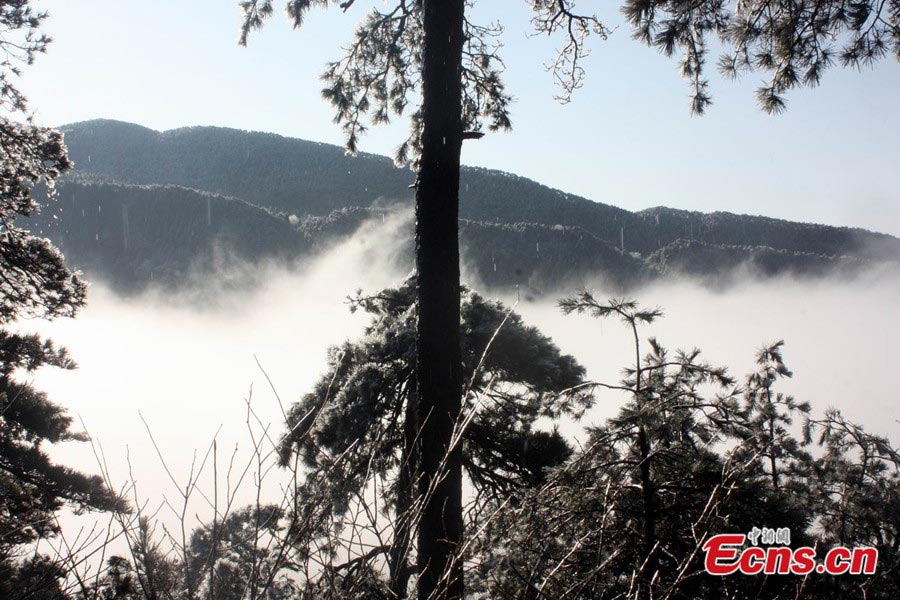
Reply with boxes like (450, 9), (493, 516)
(414, 1), (466, 599)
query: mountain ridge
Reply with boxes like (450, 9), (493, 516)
(61, 119), (896, 241)
(25, 119), (899, 294)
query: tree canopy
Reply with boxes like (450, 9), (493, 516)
(238, 3), (898, 597)
(240, 0), (899, 157)
(478, 295), (900, 600)
(277, 275), (590, 596)
(0, 1), (123, 592)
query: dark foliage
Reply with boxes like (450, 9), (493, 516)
(186, 506), (296, 600)
(0, 0), (123, 591)
(277, 275), (590, 595)
(84, 519), (181, 600)
(623, 0), (900, 113)
(478, 296), (900, 600)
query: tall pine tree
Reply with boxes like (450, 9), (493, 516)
(278, 276), (590, 598)
(0, 1), (123, 590)
(238, 1), (899, 597)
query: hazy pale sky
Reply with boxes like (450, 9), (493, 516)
(21, 0), (900, 234)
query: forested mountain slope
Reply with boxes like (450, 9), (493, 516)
(26, 119), (899, 294)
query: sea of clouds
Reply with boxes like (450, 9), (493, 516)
(20, 210), (899, 558)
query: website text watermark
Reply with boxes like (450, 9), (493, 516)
(703, 528), (878, 576)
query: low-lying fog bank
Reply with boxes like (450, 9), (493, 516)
(21, 215), (899, 551)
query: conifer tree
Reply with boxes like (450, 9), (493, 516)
(85, 519), (182, 600)
(801, 409), (900, 598)
(277, 276), (590, 598)
(238, 2), (899, 597)
(0, 1), (123, 590)
(480, 297), (798, 599)
(729, 341), (812, 492)
(186, 505), (296, 600)
(478, 294), (900, 600)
